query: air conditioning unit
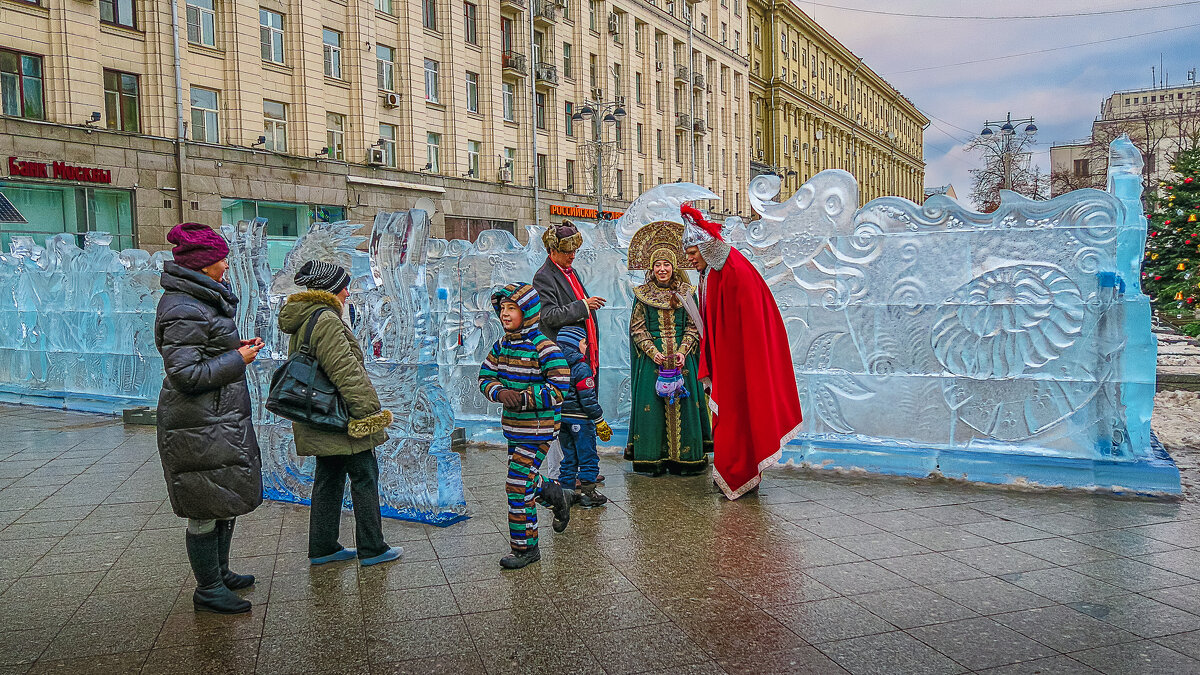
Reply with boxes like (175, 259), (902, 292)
(383, 92), (401, 108)
(607, 13), (619, 34)
(367, 147), (386, 165)
(614, 95), (626, 106)
(655, 60), (663, 72)
(757, 150), (763, 159)
(591, 87), (604, 100)
(498, 167), (513, 183)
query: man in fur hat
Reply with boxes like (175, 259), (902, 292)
(533, 220), (606, 380)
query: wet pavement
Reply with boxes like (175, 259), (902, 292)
(3, 404), (1200, 674)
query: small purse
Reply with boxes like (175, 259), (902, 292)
(266, 307), (350, 431)
(654, 367), (690, 405)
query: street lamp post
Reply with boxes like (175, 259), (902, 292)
(572, 99), (627, 221)
(978, 112), (1038, 190)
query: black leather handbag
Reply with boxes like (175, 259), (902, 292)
(266, 307), (349, 432)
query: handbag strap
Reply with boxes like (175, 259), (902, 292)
(298, 306), (335, 355)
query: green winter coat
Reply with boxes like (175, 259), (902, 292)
(277, 290), (392, 456)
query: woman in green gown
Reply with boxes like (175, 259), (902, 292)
(625, 242), (713, 475)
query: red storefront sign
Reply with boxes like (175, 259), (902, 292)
(8, 157), (113, 184)
(549, 204), (624, 221)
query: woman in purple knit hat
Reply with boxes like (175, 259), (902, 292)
(154, 222), (265, 614)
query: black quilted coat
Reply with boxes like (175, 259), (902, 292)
(154, 261), (263, 520)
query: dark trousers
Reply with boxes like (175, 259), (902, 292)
(308, 449), (388, 559)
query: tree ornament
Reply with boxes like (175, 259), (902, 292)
(1179, 263), (1187, 271)
(1186, 177), (1195, 184)
(1176, 291), (1185, 300)
(1191, 214), (1198, 223)
(1152, 253), (1160, 260)
(1156, 275), (1163, 280)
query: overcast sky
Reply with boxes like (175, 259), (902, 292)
(792, 0), (1200, 206)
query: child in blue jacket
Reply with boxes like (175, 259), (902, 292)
(555, 326), (611, 507)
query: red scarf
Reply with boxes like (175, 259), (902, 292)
(555, 262), (599, 374)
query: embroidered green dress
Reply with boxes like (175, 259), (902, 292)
(624, 280), (713, 474)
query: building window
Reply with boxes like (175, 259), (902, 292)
(589, 0), (598, 31)
(423, 0), (437, 30)
(504, 147), (516, 176)
(503, 82), (515, 122)
(561, 0), (570, 20)
(0, 50), (44, 121)
(615, 120), (622, 148)
(424, 59), (439, 102)
(637, 173), (644, 194)
(562, 43), (573, 78)
(377, 45), (395, 90)
(465, 71), (480, 113)
(103, 70), (139, 132)
(565, 159), (575, 192)
(426, 132), (441, 172)
(325, 113), (345, 160)
(565, 102), (574, 136)
(263, 100), (287, 152)
(537, 153), (548, 188)
(635, 72), (643, 103)
(467, 139), (481, 178)
(1073, 159), (1090, 178)
(323, 29), (343, 79)
(379, 124), (397, 167)
(535, 92), (546, 129)
(186, 0), (217, 47)
(656, 128), (663, 159)
(734, 31), (740, 52)
(100, 0), (136, 29)
(656, 80), (663, 111)
(615, 168), (624, 197)
(636, 123), (643, 153)
(260, 10), (284, 64)
(589, 54), (598, 87)
(464, 2), (478, 44)
(190, 87), (219, 143)
(720, 22), (726, 44)
(376, 0), (392, 13)
(444, 217), (516, 241)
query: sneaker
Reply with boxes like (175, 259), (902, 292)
(360, 546), (404, 567)
(499, 547), (541, 569)
(310, 548), (357, 565)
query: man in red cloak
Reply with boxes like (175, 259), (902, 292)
(681, 204), (803, 499)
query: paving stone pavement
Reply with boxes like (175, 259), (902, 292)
(4, 403), (1200, 674)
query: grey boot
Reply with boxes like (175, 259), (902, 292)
(215, 519), (254, 590)
(186, 529), (251, 614)
(578, 481), (608, 508)
(499, 547), (541, 569)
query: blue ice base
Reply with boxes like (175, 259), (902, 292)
(0, 386), (154, 415)
(263, 485), (470, 527)
(782, 433), (1181, 497)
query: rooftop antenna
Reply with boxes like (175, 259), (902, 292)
(1152, 65), (1156, 89)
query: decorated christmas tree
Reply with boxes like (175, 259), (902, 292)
(1144, 146), (1200, 335)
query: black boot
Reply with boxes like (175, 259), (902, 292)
(539, 480), (574, 533)
(499, 547), (541, 569)
(186, 529), (251, 614)
(578, 481), (608, 508)
(215, 519), (254, 590)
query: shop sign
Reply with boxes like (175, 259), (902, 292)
(549, 204), (624, 221)
(8, 157), (113, 184)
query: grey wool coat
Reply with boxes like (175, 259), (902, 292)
(154, 261), (264, 520)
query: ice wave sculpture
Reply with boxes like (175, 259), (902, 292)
(0, 232), (166, 410)
(226, 212), (467, 525)
(733, 134), (1173, 492)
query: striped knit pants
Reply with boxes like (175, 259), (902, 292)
(506, 440), (548, 552)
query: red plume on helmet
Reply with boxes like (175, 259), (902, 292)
(680, 204), (724, 242)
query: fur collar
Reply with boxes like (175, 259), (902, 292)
(287, 290), (343, 312)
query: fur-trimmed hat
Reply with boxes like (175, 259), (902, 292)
(542, 220), (584, 253)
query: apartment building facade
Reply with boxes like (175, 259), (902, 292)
(0, 0), (747, 260)
(1050, 80), (1200, 196)
(746, 0), (926, 204)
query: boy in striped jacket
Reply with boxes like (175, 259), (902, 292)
(478, 283), (576, 569)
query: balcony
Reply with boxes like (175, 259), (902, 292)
(533, 0), (556, 23)
(502, 51), (527, 77)
(692, 72), (705, 90)
(535, 62), (558, 86)
(693, 118), (707, 135)
(674, 64), (689, 83)
(675, 112), (690, 130)
(500, 0), (526, 9)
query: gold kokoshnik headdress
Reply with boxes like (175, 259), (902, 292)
(627, 220), (685, 271)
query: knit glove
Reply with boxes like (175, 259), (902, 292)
(595, 419), (613, 442)
(495, 389), (523, 410)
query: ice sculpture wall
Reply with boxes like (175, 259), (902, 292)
(427, 136), (1176, 493)
(0, 213), (467, 525)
